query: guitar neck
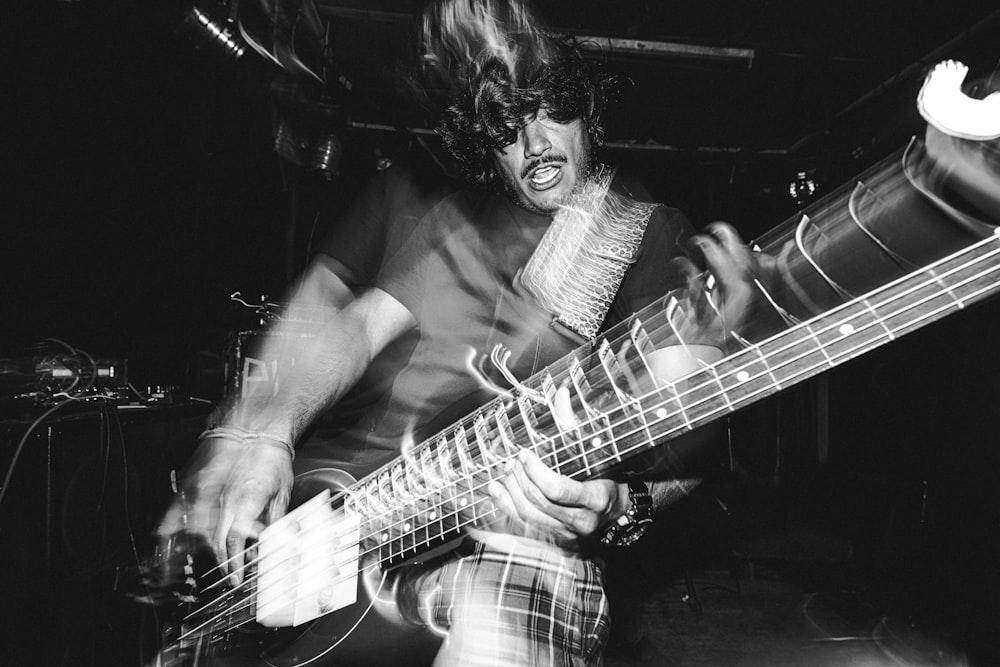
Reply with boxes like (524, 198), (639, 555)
(342, 142), (1000, 570)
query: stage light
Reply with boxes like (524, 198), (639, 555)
(789, 170), (820, 205)
(180, 1), (246, 63)
(311, 133), (342, 177)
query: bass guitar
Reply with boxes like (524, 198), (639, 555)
(150, 61), (1000, 666)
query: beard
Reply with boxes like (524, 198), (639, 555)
(499, 149), (595, 215)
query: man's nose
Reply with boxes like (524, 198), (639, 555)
(522, 120), (552, 158)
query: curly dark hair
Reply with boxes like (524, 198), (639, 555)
(437, 38), (614, 187)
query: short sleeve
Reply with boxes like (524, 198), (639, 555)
(374, 197), (452, 321)
(313, 170), (392, 287)
(315, 162), (455, 288)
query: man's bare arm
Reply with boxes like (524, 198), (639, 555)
(159, 287), (416, 580)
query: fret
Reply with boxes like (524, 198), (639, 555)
(435, 435), (462, 535)
(542, 373), (589, 477)
(654, 364), (725, 433)
(653, 378), (692, 432)
(389, 462), (410, 502)
(876, 260), (980, 334)
(924, 267), (966, 310)
(387, 466), (413, 561)
(628, 318), (658, 384)
(813, 302), (893, 369)
(751, 326), (825, 382)
(596, 339), (632, 404)
(492, 407), (518, 459)
(356, 478), (378, 554)
(749, 342), (781, 390)
(629, 324), (697, 434)
(567, 354), (594, 396)
(803, 322), (835, 369)
(471, 414), (502, 523)
(451, 426), (479, 523)
(419, 445), (440, 488)
(420, 445), (443, 537)
(453, 425), (473, 470)
(375, 471), (395, 563)
(472, 414), (500, 467)
(516, 391), (552, 457)
(431, 438), (457, 541)
(401, 459), (433, 557)
(567, 354), (606, 425)
(567, 354), (615, 474)
(403, 450), (427, 535)
(702, 364), (733, 412)
(596, 339), (654, 464)
(417, 445), (441, 545)
(435, 435), (451, 482)
(471, 415), (507, 526)
(861, 298), (897, 341)
(747, 325), (836, 396)
(539, 374), (566, 474)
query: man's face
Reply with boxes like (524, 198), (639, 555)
(494, 110), (592, 215)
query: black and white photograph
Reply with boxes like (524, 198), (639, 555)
(3, 1), (1000, 665)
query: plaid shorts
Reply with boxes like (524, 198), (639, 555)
(400, 535), (610, 667)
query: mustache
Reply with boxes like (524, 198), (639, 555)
(521, 155), (567, 180)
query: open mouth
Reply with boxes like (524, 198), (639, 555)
(526, 163), (563, 191)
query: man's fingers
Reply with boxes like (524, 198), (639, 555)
(215, 485), (270, 583)
(551, 384), (579, 432)
(699, 222), (753, 282)
(515, 452), (615, 535)
(267, 487), (291, 523)
(492, 468), (572, 539)
(519, 449), (601, 510)
(486, 478), (526, 533)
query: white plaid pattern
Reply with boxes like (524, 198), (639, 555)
(401, 537), (609, 666)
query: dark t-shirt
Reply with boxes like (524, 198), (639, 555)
(304, 159), (456, 440)
(299, 175), (695, 474)
(315, 157), (457, 287)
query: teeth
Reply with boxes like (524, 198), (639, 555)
(530, 165), (559, 185)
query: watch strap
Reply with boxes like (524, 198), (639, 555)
(600, 481), (653, 547)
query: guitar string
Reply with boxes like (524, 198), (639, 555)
(182, 238), (1000, 633)
(190, 292), (707, 599)
(189, 240), (989, 636)
(361, 250), (1000, 564)
(186, 247), (1000, 639)
(188, 237), (1000, 626)
(318, 238), (1000, 551)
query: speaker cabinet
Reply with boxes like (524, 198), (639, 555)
(0, 401), (209, 666)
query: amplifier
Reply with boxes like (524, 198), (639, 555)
(1, 353), (128, 399)
(0, 400), (211, 666)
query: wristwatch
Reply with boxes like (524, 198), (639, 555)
(600, 481), (654, 547)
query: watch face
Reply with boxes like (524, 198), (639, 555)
(618, 519), (651, 546)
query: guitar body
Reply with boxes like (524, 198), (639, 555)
(260, 467), (443, 667)
(153, 466), (442, 667)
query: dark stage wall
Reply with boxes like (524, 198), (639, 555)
(4, 0), (821, 395)
(6, 1), (291, 393)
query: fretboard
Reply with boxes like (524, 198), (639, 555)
(342, 228), (1000, 569)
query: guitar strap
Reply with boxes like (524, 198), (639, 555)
(519, 165), (658, 341)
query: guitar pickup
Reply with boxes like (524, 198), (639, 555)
(256, 490), (360, 627)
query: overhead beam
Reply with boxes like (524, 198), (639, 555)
(317, 5), (755, 67)
(575, 36), (754, 67)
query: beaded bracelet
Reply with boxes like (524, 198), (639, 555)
(199, 425), (295, 460)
